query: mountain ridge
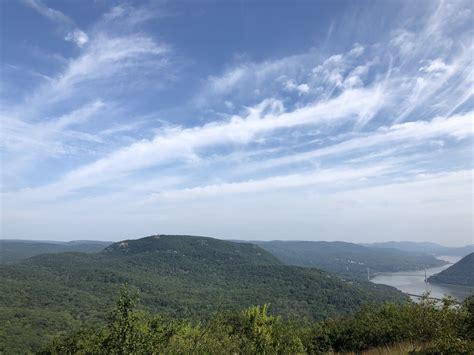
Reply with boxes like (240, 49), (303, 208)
(428, 253), (474, 287)
(362, 241), (474, 257)
(248, 240), (447, 280)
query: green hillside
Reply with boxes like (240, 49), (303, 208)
(428, 253), (474, 287)
(253, 240), (447, 280)
(0, 240), (112, 264)
(0, 235), (405, 353)
(102, 235), (280, 266)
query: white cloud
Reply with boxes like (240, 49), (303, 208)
(58, 34), (167, 89)
(23, 0), (72, 25)
(195, 42), (375, 111)
(242, 111), (473, 171)
(348, 43), (364, 57)
(297, 83), (310, 93)
(16, 1), (170, 114)
(65, 30), (89, 47)
(207, 67), (247, 94)
(23, 0), (89, 48)
(311, 44), (371, 94)
(393, 46), (472, 123)
(148, 164), (395, 202)
(32, 84), (386, 195)
(1, 100), (104, 155)
(195, 51), (318, 106)
(390, 29), (416, 57)
(419, 58), (451, 74)
(343, 65), (368, 89)
(19, 33), (169, 110)
(100, 3), (165, 28)
(284, 80), (310, 94)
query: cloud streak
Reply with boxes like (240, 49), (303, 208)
(148, 164), (396, 202)
(23, 0), (89, 47)
(34, 83), (387, 194)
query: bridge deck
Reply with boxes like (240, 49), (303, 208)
(406, 293), (446, 302)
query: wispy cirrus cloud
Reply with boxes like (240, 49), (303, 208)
(23, 0), (89, 47)
(23, 0), (73, 25)
(236, 112), (473, 172)
(20, 83), (386, 195)
(1, 3), (173, 187)
(193, 42), (369, 110)
(4, 0), (472, 197)
(9, 1), (171, 115)
(18, 33), (169, 113)
(147, 164), (396, 202)
(1, 100), (105, 155)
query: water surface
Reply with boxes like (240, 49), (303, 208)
(371, 256), (473, 302)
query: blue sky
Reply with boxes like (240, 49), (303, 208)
(0, 0), (472, 245)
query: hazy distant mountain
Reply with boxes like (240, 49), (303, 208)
(0, 235), (405, 352)
(361, 241), (474, 257)
(252, 240), (447, 280)
(428, 253), (474, 287)
(0, 240), (112, 264)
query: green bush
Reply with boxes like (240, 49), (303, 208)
(41, 288), (474, 354)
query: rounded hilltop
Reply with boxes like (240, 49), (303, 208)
(102, 234), (281, 266)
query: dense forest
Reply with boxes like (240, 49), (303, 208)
(42, 287), (474, 354)
(428, 253), (474, 287)
(0, 235), (406, 353)
(253, 240), (447, 280)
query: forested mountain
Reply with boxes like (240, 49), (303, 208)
(428, 253), (474, 287)
(252, 240), (447, 280)
(363, 241), (474, 257)
(0, 235), (405, 353)
(0, 239), (112, 264)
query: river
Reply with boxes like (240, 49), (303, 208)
(371, 256), (473, 302)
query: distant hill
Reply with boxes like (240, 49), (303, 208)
(0, 235), (406, 352)
(0, 239), (112, 264)
(252, 240), (447, 280)
(102, 235), (279, 266)
(428, 253), (474, 287)
(362, 241), (474, 257)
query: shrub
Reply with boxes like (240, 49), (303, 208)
(41, 288), (474, 354)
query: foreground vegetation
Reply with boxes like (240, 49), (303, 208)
(42, 289), (474, 354)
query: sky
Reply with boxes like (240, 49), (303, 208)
(0, 0), (473, 245)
